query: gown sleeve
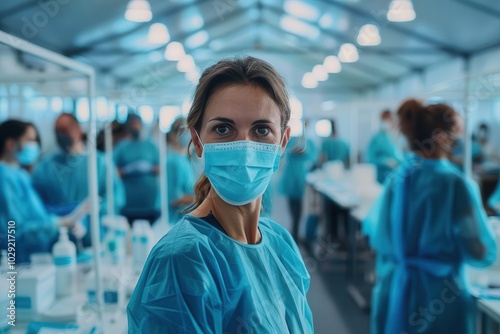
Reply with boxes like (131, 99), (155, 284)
(127, 242), (223, 334)
(362, 176), (394, 251)
(0, 168), (58, 262)
(453, 177), (497, 267)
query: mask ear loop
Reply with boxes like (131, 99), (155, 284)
(194, 130), (204, 149)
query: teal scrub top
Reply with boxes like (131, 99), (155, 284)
(164, 149), (195, 222)
(0, 162), (58, 263)
(279, 137), (318, 200)
(363, 155), (497, 334)
(114, 139), (159, 215)
(127, 215), (314, 333)
(366, 130), (402, 184)
(32, 151), (125, 215)
(320, 137), (350, 165)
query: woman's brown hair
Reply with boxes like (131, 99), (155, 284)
(186, 56), (291, 210)
(397, 99), (458, 154)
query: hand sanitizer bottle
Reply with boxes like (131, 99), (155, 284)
(53, 227), (77, 298)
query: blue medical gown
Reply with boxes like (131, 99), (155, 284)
(113, 139), (159, 216)
(363, 156), (497, 334)
(163, 149), (195, 222)
(320, 137), (349, 165)
(489, 179), (500, 213)
(279, 137), (318, 200)
(366, 131), (402, 184)
(127, 216), (314, 333)
(0, 163), (58, 263)
(32, 151), (125, 215)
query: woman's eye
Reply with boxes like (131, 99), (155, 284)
(214, 125), (230, 135)
(255, 127), (270, 136)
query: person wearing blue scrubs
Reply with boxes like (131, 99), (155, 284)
(128, 57), (313, 333)
(114, 114), (160, 224)
(0, 120), (86, 263)
(279, 130), (318, 241)
(366, 110), (402, 184)
(319, 119), (349, 167)
(32, 113), (125, 216)
(363, 100), (497, 334)
(163, 117), (195, 223)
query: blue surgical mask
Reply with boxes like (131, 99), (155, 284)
(199, 136), (282, 206)
(178, 131), (191, 148)
(16, 141), (40, 166)
(56, 133), (73, 152)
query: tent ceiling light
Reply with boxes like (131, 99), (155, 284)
(284, 0), (320, 21)
(357, 24), (381, 46)
(302, 72), (318, 89)
(387, 0), (416, 22)
(164, 42), (185, 61)
(125, 0), (152, 22)
(323, 55), (342, 73)
(148, 23), (169, 44)
(312, 64), (328, 81)
(177, 55), (196, 72)
(338, 43), (359, 63)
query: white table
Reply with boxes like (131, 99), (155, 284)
(10, 262), (140, 334)
(307, 170), (381, 310)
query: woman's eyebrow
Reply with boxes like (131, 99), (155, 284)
(252, 119), (272, 125)
(207, 117), (235, 124)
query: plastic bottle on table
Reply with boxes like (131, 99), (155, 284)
(52, 227), (77, 298)
(132, 220), (153, 272)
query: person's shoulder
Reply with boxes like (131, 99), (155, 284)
(36, 152), (61, 165)
(0, 163), (27, 186)
(0, 163), (13, 180)
(166, 151), (182, 163)
(259, 218), (295, 246)
(150, 217), (215, 262)
(143, 139), (158, 149)
(113, 139), (132, 152)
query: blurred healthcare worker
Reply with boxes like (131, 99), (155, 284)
(19, 125), (41, 174)
(96, 120), (128, 152)
(366, 110), (402, 184)
(33, 113), (125, 217)
(363, 100), (497, 334)
(163, 117), (195, 222)
(128, 57), (313, 333)
(0, 120), (88, 263)
(477, 123), (500, 162)
(279, 125), (318, 241)
(114, 114), (160, 224)
(319, 119), (349, 167)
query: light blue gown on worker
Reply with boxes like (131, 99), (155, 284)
(279, 136), (318, 201)
(363, 155), (497, 334)
(164, 149), (195, 222)
(0, 162), (57, 263)
(113, 139), (159, 217)
(320, 137), (349, 164)
(366, 130), (402, 183)
(32, 151), (125, 215)
(489, 179), (500, 213)
(127, 215), (314, 333)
